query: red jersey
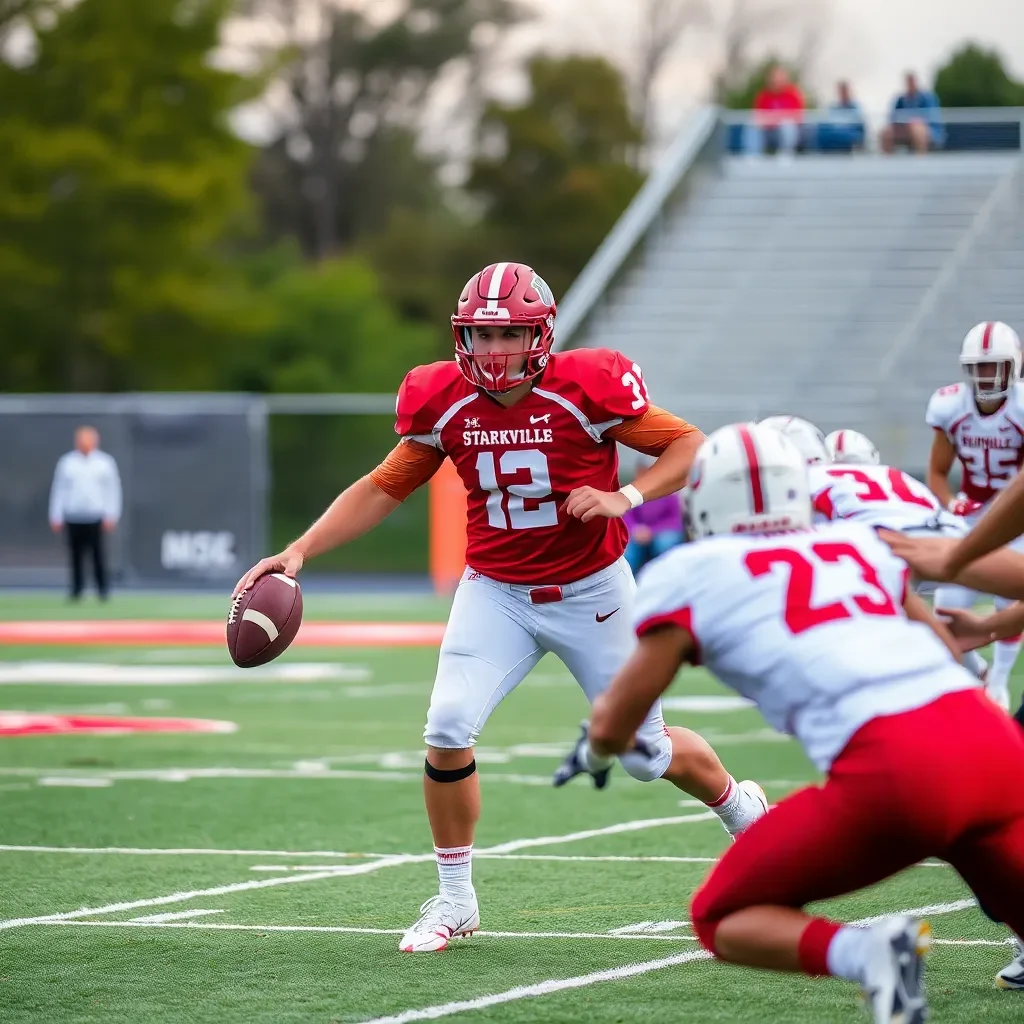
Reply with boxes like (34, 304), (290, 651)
(395, 349), (653, 585)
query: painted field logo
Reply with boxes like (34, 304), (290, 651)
(0, 712), (237, 738)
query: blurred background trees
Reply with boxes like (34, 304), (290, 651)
(3, 0), (1017, 400)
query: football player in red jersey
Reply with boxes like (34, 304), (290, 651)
(235, 262), (768, 951)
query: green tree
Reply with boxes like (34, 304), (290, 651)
(0, 0), (264, 392)
(935, 43), (1024, 107)
(240, 0), (525, 259)
(224, 251), (437, 394)
(467, 55), (644, 300)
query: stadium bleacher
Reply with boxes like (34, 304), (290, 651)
(560, 109), (1024, 472)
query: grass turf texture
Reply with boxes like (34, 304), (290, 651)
(0, 590), (1020, 1023)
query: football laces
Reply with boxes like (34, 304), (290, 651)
(227, 589), (247, 625)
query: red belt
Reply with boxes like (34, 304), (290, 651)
(528, 586), (563, 604)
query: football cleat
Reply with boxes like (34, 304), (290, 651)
(552, 722), (614, 789)
(398, 894), (480, 953)
(724, 779), (769, 839)
(862, 916), (931, 1024)
(995, 934), (1024, 990)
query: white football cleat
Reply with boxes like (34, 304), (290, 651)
(995, 934), (1024, 990)
(862, 916), (931, 1024)
(724, 779), (769, 840)
(399, 894), (480, 952)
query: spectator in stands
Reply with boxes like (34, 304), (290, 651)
(623, 458), (684, 576)
(880, 72), (945, 153)
(49, 426), (121, 601)
(745, 64), (805, 157)
(817, 80), (866, 153)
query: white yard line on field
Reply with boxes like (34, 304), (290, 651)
(248, 853), (722, 871)
(350, 951), (710, 1024)
(851, 900), (976, 927)
(130, 909), (225, 923)
(0, 856), (418, 932)
(44, 921), (699, 942)
(0, 766), (556, 786)
(346, 900), (985, 1024)
(0, 845), (393, 858)
(42, 901), (996, 948)
(0, 813), (715, 931)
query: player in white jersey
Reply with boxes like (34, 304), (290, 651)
(825, 428), (879, 466)
(926, 320), (1024, 708)
(759, 415), (828, 465)
(808, 442), (999, 690)
(557, 423), (1024, 1022)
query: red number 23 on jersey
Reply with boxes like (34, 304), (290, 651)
(744, 541), (899, 635)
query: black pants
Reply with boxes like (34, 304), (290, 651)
(66, 520), (108, 599)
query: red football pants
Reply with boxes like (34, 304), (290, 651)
(691, 689), (1024, 973)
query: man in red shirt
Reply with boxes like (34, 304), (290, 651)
(746, 64), (805, 156)
(235, 262), (769, 953)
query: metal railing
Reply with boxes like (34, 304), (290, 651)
(719, 105), (1024, 154)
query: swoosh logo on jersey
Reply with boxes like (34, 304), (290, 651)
(530, 414), (551, 424)
(595, 609), (619, 623)
(999, 424), (1015, 433)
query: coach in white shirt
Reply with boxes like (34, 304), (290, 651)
(49, 426), (122, 600)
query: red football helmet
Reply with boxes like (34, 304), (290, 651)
(451, 262), (557, 392)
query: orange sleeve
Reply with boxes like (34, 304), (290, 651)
(369, 439), (446, 501)
(605, 405), (702, 457)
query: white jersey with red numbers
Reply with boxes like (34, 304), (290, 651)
(925, 381), (1024, 506)
(395, 348), (651, 584)
(808, 462), (962, 533)
(634, 522), (975, 771)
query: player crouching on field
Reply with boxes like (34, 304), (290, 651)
(560, 422), (1024, 1023)
(235, 262), (768, 953)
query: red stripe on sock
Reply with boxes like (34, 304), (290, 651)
(799, 918), (842, 977)
(999, 634), (1023, 644)
(706, 778), (735, 808)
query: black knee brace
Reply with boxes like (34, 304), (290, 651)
(424, 758), (477, 783)
(1014, 699), (1024, 730)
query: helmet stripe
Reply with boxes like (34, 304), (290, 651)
(485, 261), (510, 310)
(835, 430), (845, 454)
(982, 321), (994, 351)
(737, 424), (766, 515)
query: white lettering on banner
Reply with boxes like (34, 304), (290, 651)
(161, 531), (237, 571)
(461, 429), (554, 447)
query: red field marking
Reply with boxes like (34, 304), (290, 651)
(0, 711), (236, 737)
(0, 620), (446, 647)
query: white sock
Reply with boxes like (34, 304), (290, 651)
(435, 845), (474, 903)
(826, 925), (874, 984)
(582, 739), (614, 774)
(990, 639), (1021, 694)
(707, 776), (759, 833)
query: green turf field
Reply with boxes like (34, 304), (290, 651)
(0, 591), (1020, 1023)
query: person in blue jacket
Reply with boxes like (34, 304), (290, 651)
(880, 72), (945, 153)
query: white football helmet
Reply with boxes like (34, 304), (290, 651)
(685, 423), (812, 539)
(960, 321), (1022, 401)
(758, 415), (828, 465)
(825, 429), (879, 466)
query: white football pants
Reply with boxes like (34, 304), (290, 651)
(424, 557), (673, 782)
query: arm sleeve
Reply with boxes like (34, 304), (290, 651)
(48, 457), (65, 524)
(105, 457), (122, 522)
(605, 405), (701, 457)
(369, 439), (447, 501)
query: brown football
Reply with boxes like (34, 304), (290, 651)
(226, 573), (303, 668)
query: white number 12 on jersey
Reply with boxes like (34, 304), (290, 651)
(475, 449), (559, 530)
